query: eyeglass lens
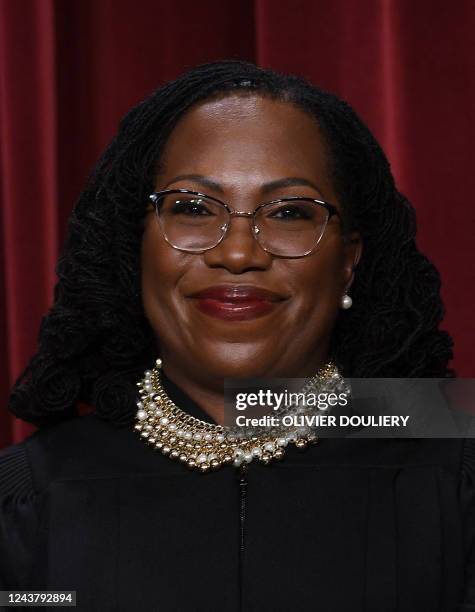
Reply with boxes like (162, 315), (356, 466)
(155, 193), (329, 257)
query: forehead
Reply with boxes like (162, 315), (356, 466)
(158, 94), (336, 201)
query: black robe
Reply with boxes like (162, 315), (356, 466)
(1, 376), (475, 611)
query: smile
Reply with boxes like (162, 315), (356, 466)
(188, 285), (287, 322)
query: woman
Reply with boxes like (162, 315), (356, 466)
(0, 61), (473, 611)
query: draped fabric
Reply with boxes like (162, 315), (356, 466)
(1, 395), (474, 608)
(1, 0), (474, 446)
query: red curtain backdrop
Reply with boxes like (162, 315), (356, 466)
(1, 0), (474, 448)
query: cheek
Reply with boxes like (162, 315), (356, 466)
(285, 243), (346, 319)
(141, 221), (184, 327)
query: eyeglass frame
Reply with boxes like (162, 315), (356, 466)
(148, 188), (340, 258)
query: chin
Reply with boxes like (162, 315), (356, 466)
(197, 342), (279, 380)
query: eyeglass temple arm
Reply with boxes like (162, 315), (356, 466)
(326, 203), (339, 218)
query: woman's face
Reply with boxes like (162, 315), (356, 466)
(142, 94), (361, 388)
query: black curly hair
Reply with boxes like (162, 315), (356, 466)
(8, 60), (454, 427)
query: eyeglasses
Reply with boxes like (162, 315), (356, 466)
(148, 189), (339, 258)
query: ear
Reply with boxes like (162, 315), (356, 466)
(342, 232), (363, 293)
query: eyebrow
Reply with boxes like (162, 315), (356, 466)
(163, 174), (323, 196)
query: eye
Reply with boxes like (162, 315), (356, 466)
(269, 203), (314, 220)
(171, 198), (215, 216)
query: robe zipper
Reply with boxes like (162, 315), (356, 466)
(237, 463), (248, 611)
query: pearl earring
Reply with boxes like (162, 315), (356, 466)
(341, 294), (352, 310)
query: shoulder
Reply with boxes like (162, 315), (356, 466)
(0, 414), (155, 588)
(0, 413), (152, 498)
(462, 438), (475, 470)
(0, 440), (37, 587)
(460, 438), (475, 487)
(0, 441), (33, 501)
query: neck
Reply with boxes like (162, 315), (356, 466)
(162, 365), (226, 425)
(159, 356), (332, 427)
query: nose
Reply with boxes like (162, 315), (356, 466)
(203, 215), (273, 274)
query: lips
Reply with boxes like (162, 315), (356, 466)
(188, 285), (287, 321)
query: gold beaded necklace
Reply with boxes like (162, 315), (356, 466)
(134, 358), (342, 473)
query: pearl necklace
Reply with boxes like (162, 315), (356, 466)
(134, 359), (342, 473)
